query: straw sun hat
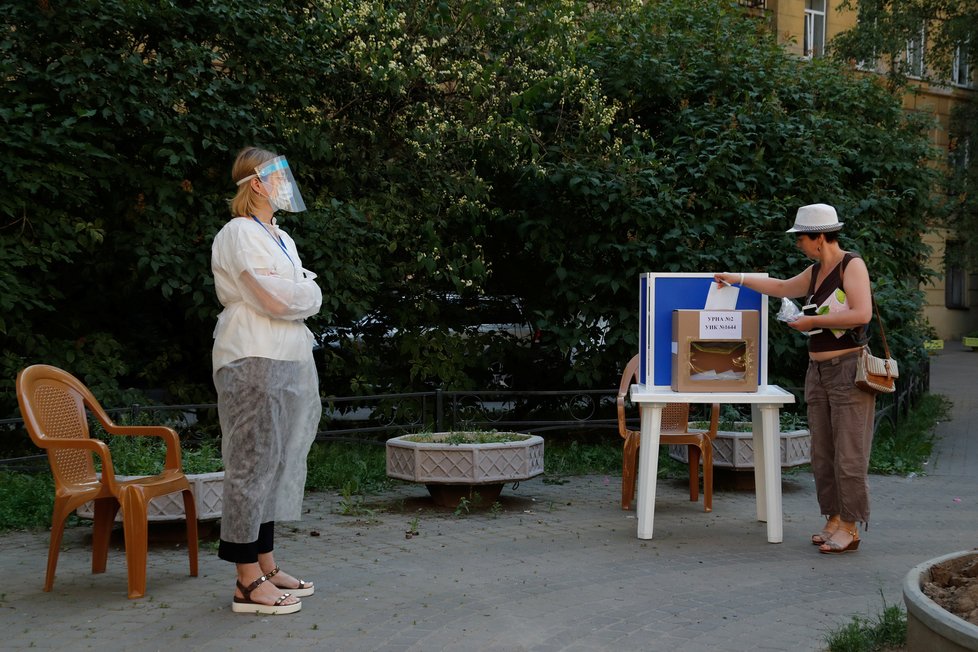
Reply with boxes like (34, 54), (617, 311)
(785, 203), (844, 233)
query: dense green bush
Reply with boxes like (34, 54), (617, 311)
(0, 0), (940, 418)
(0, 471), (56, 531)
(568, 2), (937, 386)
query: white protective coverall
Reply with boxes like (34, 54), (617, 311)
(211, 216), (322, 543)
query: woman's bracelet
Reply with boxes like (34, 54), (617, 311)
(739, 272), (745, 286)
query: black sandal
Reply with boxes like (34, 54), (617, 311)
(232, 574), (301, 615)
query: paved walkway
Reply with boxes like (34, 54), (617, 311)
(2, 344), (976, 651)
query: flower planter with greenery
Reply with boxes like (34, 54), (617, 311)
(76, 436), (224, 522)
(924, 339), (945, 354)
(669, 419), (810, 471)
(903, 550), (978, 651)
(386, 431), (544, 508)
(962, 334), (978, 350)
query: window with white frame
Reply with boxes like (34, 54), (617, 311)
(855, 16), (879, 71)
(804, 0), (826, 58)
(952, 43), (973, 88)
(906, 24), (926, 78)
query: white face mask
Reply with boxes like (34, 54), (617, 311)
(268, 181), (295, 211)
(246, 155), (306, 213)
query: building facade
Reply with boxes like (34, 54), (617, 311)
(743, 0), (978, 340)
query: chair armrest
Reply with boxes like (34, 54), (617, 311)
(616, 395), (628, 440)
(706, 404), (721, 437)
(617, 355), (641, 441)
(87, 397), (184, 471)
(101, 423), (184, 471)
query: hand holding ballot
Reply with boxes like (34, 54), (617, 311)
(776, 298), (823, 336)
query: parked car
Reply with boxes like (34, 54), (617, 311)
(315, 292), (554, 390)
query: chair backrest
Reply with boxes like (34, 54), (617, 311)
(16, 364), (102, 488)
(617, 354), (691, 438)
(660, 403), (691, 433)
(618, 355), (640, 397)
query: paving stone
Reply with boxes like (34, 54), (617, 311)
(1, 343), (975, 651)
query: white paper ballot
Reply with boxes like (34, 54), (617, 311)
(705, 281), (740, 310)
(689, 369), (746, 381)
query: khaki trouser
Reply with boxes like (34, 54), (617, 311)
(805, 351), (876, 525)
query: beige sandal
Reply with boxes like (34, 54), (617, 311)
(232, 574), (301, 615)
(819, 528), (860, 554)
(266, 565), (315, 597)
(811, 515), (841, 545)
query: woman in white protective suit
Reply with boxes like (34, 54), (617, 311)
(211, 146), (322, 615)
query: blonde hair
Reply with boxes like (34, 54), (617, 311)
(229, 146), (277, 216)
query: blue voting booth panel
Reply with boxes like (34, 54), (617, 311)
(639, 273), (769, 388)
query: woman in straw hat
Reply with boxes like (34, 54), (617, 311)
(715, 203), (874, 554)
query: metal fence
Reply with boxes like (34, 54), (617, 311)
(0, 358), (929, 472)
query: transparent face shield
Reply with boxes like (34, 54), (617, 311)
(249, 156), (306, 213)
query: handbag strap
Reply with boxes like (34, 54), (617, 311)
(871, 294), (892, 360)
(838, 253), (890, 358)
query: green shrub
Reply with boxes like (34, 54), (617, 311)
(0, 0), (939, 413)
(869, 393), (948, 476)
(98, 435), (223, 476)
(403, 431), (531, 444)
(824, 602), (906, 652)
(0, 471), (55, 531)
(304, 442), (390, 495)
(544, 438), (623, 480)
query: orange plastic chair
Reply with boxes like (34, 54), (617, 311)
(15, 364), (198, 598)
(616, 354), (720, 512)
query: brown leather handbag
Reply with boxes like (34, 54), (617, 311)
(855, 297), (898, 395)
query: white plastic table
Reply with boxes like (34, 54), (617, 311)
(628, 384), (796, 543)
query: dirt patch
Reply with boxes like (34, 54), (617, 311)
(921, 552), (978, 626)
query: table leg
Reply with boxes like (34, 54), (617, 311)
(636, 402), (664, 539)
(752, 403), (783, 543)
(752, 404), (768, 523)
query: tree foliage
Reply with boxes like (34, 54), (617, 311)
(833, 0), (978, 265)
(0, 0), (942, 417)
(834, 0), (977, 84)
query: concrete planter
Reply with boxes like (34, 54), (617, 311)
(962, 337), (978, 351)
(76, 471), (224, 522)
(904, 550), (978, 652)
(669, 426), (811, 470)
(386, 433), (544, 507)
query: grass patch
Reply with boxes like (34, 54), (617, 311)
(543, 438), (622, 482)
(870, 393), (949, 476)
(100, 435), (223, 476)
(824, 600), (906, 652)
(304, 442), (390, 494)
(542, 437), (690, 482)
(0, 471), (56, 531)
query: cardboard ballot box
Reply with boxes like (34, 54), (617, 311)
(671, 309), (759, 393)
